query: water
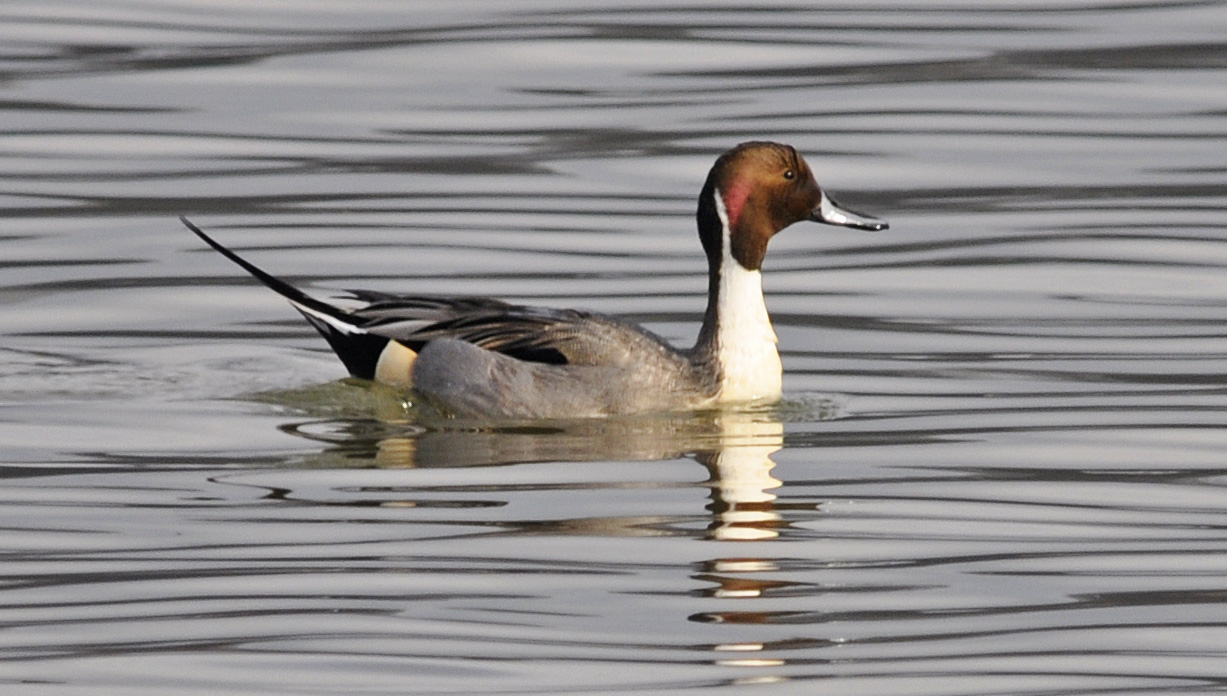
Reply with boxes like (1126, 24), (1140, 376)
(3, 1), (1227, 693)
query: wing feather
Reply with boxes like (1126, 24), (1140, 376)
(183, 218), (687, 374)
(343, 296), (679, 368)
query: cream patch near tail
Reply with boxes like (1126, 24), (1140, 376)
(375, 341), (418, 388)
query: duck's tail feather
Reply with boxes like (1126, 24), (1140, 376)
(293, 307), (392, 380)
(182, 216), (341, 319)
(182, 216), (389, 380)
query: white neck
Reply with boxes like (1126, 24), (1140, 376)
(711, 194), (783, 403)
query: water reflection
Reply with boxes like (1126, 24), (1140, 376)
(265, 383), (821, 680)
(696, 433), (783, 542)
(271, 381), (798, 541)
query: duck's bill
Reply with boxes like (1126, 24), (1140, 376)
(811, 191), (888, 231)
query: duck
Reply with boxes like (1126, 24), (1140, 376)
(183, 141), (886, 419)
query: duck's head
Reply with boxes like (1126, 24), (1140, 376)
(697, 141), (887, 272)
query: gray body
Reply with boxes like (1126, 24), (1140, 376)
(353, 295), (721, 418)
(413, 338), (711, 419)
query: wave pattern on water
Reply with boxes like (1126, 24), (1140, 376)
(2, 1), (1227, 694)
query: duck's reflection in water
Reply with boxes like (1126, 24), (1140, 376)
(269, 382), (831, 678)
(272, 382), (804, 540)
(695, 418), (784, 542)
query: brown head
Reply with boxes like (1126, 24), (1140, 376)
(696, 141), (886, 272)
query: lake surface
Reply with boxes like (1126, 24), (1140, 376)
(4, 1), (1227, 694)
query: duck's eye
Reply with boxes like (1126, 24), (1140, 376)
(783, 169), (796, 180)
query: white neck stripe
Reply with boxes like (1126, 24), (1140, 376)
(713, 188), (741, 274)
(714, 188), (732, 254)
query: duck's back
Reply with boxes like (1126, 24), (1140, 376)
(406, 311), (714, 419)
(359, 299), (673, 368)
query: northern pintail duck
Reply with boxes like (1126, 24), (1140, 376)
(184, 141), (886, 419)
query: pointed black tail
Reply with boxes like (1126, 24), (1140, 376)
(182, 217), (389, 380)
(181, 217), (349, 322)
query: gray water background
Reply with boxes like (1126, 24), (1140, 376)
(3, 2), (1227, 694)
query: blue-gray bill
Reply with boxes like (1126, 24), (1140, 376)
(811, 191), (888, 231)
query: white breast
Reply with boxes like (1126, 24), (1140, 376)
(712, 195), (783, 403)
